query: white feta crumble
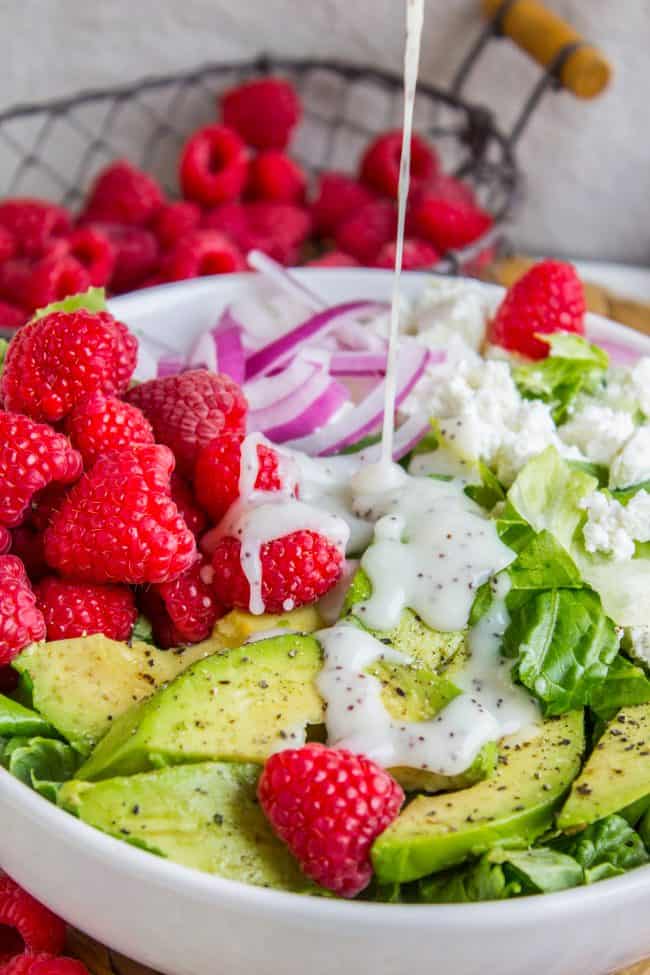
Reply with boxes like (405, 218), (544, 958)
(627, 626), (650, 668)
(581, 489), (650, 561)
(559, 403), (635, 465)
(610, 424), (650, 489)
(408, 277), (488, 353)
(411, 358), (581, 486)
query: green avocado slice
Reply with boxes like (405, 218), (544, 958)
(372, 711), (584, 884)
(13, 635), (221, 756)
(58, 762), (319, 893)
(343, 569), (465, 672)
(558, 704), (650, 830)
(78, 634), (324, 781)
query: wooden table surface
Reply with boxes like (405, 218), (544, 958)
(64, 259), (650, 975)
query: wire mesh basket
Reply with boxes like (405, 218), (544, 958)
(0, 0), (610, 273)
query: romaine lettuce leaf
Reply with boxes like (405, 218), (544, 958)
(513, 334), (608, 423)
(554, 814), (648, 883)
(507, 530), (583, 591)
(31, 287), (107, 322)
(0, 693), (56, 740)
(5, 737), (78, 801)
(489, 847), (583, 893)
(418, 855), (522, 903)
(502, 588), (619, 715)
(464, 462), (506, 511)
(588, 655), (650, 722)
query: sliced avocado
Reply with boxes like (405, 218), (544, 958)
(372, 711), (584, 883)
(558, 704), (650, 830)
(214, 606), (322, 646)
(344, 569), (465, 673)
(13, 635), (220, 757)
(58, 762), (318, 893)
(78, 634), (323, 781)
(368, 656), (497, 793)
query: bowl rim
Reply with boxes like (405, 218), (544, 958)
(12, 268), (650, 924)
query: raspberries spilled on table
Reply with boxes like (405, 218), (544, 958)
(44, 445), (197, 585)
(35, 576), (137, 642)
(64, 391), (155, 469)
(211, 529), (344, 615)
(125, 369), (247, 477)
(1, 309), (137, 423)
(258, 744), (404, 897)
(194, 432), (284, 523)
(487, 259), (586, 360)
(0, 556), (45, 663)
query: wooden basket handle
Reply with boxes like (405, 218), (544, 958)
(481, 0), (612, 98)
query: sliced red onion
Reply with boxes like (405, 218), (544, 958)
(244, 301), (386, 380)
(156, 354), (187, 377)
(188, 309), (246, 383)
(264, 379), (349, 443)
(590, 336), (639, 366)
(285, 340), (432, 455)
(358, 414), (432, 463)
(247, 250), (323, 311)
(330, 351), (388, 376)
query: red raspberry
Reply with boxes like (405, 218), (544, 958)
(258, 744), (404, 897)
(170, 473), (207, 538)
(152, 201), (201, 251)
(0, 200), (71, 258)
(247, 151), (306, 204)
(426, 172), (476, 208)
(310, 172), (376, 237)
(140, 555), (222, 648)
(1, 308), (137, 423)
(64, 391), (154, 469)
(194, 432), (283, 522)
(23, 255), (91, 313)
(161, 229), (246, 282)
(180, 125), (248, 207)
(374, 238), (439, 270)
(29, 484), (71, 535)
(44, 444), (196, 585)
(0, 261), (34, 309)
(487, 259), (586, 360)
(413, 196), (492, 252)
(0, 556), (46, 663)
(335, 200), (397, 264)
(81, 160), (164, 227)
(211, 529), (343, 614)
(82, 222), (159, 294)
(221, 77), (300, 151)
(0, 301), (27, 332)
(1, 955), (89, 975)
(0, 412), (82, 528)
(305, 250), (359, 268)
(360, 130), (438, 200)
(125, 370), (247, 478)
(0, 226), (16, 264)
(9, 527), (48, 584)
(60, 227), (115, 287)
(0, 875), (66, 959)
(35, 576), (137, 642)
(203, 202), (312, 265)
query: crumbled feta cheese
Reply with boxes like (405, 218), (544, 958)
(559, 403), (635, 465)
(581, 489), (650, 561)
(409, 277), (488, 353)
(410, 358), (581, 486)
(610, 424), (650, 489)
(627, 625), (650, 667)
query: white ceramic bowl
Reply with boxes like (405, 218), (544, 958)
(2, 270), (650, 975)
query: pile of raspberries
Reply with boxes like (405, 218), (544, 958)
(0, 77), (492, 331)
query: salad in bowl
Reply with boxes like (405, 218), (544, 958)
(2, 258), (650, 908)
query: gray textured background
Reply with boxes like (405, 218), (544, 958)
(3, 0), (649, 263)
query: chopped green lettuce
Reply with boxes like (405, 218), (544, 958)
(502, 589), (619, 715)
(464, 462), (506, 511)
(4, 737), (78, 801)
(418, 854), (522, 903)
(554, 814), (648, 883)
(513, 334), (608, 423)
(506, 530), (583, 592)
(0, 693), (57, 740)
(31, 287), (107, 322)
(587, 655), (650, 722)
